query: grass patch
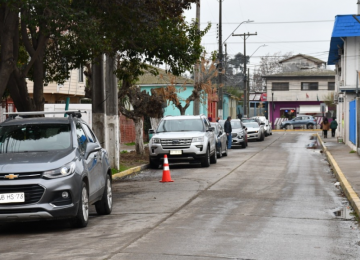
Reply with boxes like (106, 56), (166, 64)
(111, 165), (131, 175)
(125, 142), (135, 146)
(350, 150), (356, 153)
(121, 150), (128, 154)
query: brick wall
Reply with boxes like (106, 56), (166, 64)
(120, 114), (148, 143)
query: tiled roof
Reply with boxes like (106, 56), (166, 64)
(328, 15), (360, 65)
(136, 67), (194, 85)
(262, 70), (335, 78)
(279, 54), (325, 64)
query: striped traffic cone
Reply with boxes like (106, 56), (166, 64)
(160, 154), (174, 182)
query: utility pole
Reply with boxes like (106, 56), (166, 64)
(218, 0), (224, 119)
(193, 0), (201, 115)
(232, 32), (257, 117)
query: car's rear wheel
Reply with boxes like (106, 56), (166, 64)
(201, 147), (211, 167)
(95, 174), (113, 215)
(223, 145), (228, 156)
(210, 147), (217, 164)
(71, 182), (89, 228)
(217, 146), (222, 158)
(307, 123), (314, 129)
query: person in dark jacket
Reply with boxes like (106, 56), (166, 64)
(330, 117), (338, 137)
(224, 116), (232, 149)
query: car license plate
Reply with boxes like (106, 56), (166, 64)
(170, 150), (182, 155)
(0, 193), (25, 203)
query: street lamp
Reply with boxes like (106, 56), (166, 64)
(223, 19), (254, 45)
(250, 44), (267, 58)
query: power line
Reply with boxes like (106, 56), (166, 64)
(200, 20), (334, 25)
(202, 40), (329, 45)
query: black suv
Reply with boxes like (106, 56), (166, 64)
(0, 111), (112, 227)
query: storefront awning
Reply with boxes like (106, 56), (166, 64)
(280, 107), (295, 110)
(299, 105), (328, 114)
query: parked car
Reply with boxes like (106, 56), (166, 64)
(280, 115), (317, 129)
(252, 116), (272, 136)
(218, 119), (248, 148)
(0, 111), (113, 228)
(243, 121), (265, 141)
(148, 115), (217, 168)
(210, 122), (228, 158)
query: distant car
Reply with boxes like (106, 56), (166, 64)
(280, 115), (317, 129)
(243, 121), (265, 141)
(219, 119), (248, 148)
(210, 122), (228, 158)
(252, 116), (272, 136)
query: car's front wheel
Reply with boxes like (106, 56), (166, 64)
(201, 147), (211, 167)
(307, 123), (314, 129)
(217, 145), (222, 158)
(95, 174), (113, 215)
(71, 182), (89, 228)
(149, 157), (160, 169)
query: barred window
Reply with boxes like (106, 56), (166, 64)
(272, 82), (289, 91)
(328, 82), (335, 90)
(301, 82), (318, 91)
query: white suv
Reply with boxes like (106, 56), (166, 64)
(148, 115), (217, 168)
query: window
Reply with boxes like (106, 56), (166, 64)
(79, 65), (84, 82)
(82, 124), (97, 143)
(328, 82), (335, 90)
(272, 82), (289, 91)
(76, 123), (88, 153)
(301, 82), (318, 91)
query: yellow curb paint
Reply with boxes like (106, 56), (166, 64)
(112, 164), (147, 180)
(272, 129), (321, 132)
(317, 133), (360, 218)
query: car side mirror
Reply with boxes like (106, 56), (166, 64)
(245, 128), (248, 131)
(208, 126), (215, 132)
(148, 129), (155, 134)
(243, 126), (246, 129)
(85, 142), (101, 159)
(218, 131), (223, 136)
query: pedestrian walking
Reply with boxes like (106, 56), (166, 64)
(224, 116), (232, 149)
(330, 117), (338, 137)
(320, 117), (330, 138)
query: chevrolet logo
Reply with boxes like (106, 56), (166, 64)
(4, 174), (19, 180)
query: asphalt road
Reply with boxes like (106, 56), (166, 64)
(1, 132), (360, 260)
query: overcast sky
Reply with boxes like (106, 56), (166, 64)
(184, 0), (357, 73)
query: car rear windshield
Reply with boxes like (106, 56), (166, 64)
(157, 119), (204, 132)
(0, 124), (71, 153)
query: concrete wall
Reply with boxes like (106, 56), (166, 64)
(266, 78), (334, 102)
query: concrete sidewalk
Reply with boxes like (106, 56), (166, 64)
(318, 134), (360, 218)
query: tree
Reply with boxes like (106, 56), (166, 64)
(163, 54), (219, 115)
(252, 52), (293, 91)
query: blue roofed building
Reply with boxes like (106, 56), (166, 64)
(328, 3), (360, 151)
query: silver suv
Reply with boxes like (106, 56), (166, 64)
(148, 115), (217, 168)
(0, 111), (112, 228)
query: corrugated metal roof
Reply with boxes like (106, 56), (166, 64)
(136, 67), (194, 85)
(328, 15), (360, 65)
(262, 70), (335, 78)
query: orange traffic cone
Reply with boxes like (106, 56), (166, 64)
(160, 155), (174, 182)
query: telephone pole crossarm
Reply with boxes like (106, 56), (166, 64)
(231, 32), (257, 117)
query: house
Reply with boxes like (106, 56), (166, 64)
(263, 54), (336, 128)
(26, 67), (86, 104)
(222, 93), (239, 120)
(248, 92), (268, 118)
(327, 3), (360, 151)
(138, 69), (207, 117)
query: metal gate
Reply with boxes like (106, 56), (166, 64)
(349, 100), (356, 144)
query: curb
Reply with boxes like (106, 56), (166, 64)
(112, 164), (149, 180)
(272, 129), (321, 132)
(317, 133), (360, 218)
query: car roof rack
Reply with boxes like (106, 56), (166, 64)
(4, 110), (86, 119)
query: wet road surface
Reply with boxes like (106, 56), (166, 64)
(1, 132), (359, 260)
